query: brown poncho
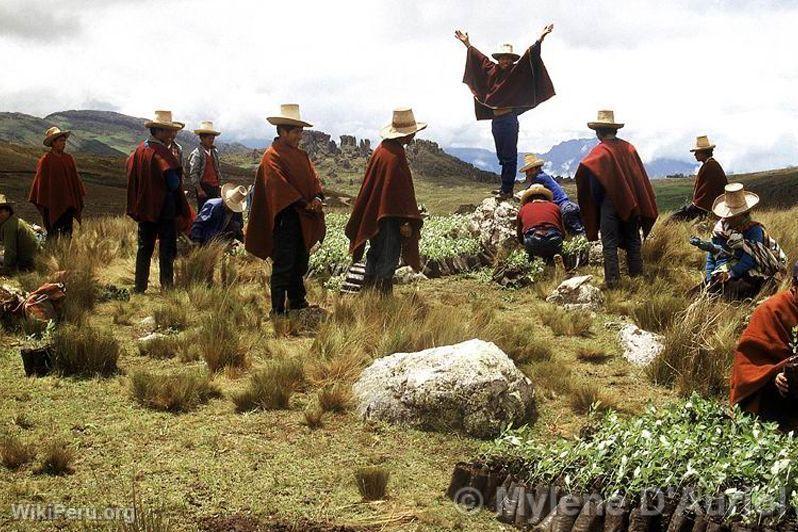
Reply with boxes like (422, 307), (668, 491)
(245, 138), (325, 260)
(692, 158), (727, 212)
(28, 151), (86, 227)
(126, 140), (193, 232)
(345, 140), (423, 271)
(462, 41), (556, 120)
(575, 139), (659, 241)
(730, 289), (798, 420)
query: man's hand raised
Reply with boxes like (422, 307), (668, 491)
(455, 30), (470, 48)
(539, 23), (554, 43)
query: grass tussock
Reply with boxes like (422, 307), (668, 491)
(37, 439), (74, 476)
(630, 292), (688, 333)
(570, 381), (618, 414)
(0, 435), (36, 470)
(648, 296), (747, 397)
(153, 293), (190, 330)
(302, 407), (324, 430)
(131, 371), (222, 412)
(524, 360), (574, 397)
(198, 317), (249, 372)
(138, 335), (184, 360)
(12, 413), (34, 430)
(175, 242), (225, 289)
(317, 384), (352, 413)
(51, 324), (120, 377)
(233, 359), (305, 412)
(576, 345), (613, 364)
(482, 319), (553, 364)
(540, 305), (593, 337)
(112, 302), (134, 325)
(354, 466), (390, 501)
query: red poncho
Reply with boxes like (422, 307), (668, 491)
(730, 289), (798, 413)
(575, 139), (659, 241)
(693, 158), (727, 212)
(345, 140), (423, 271)
(126, 140), (193, 233)
(28, 151), (86, 227)
(462, 42), (556, 120)
(245, 138), (325, 260)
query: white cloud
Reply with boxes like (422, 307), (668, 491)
(0, 0), (796, 173)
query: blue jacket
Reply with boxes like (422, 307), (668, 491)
(705, 223), (764, 280)
(189, 198), (243, 245)
(530, 171), (570, 206)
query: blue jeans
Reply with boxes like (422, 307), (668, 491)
(365, 218), (403, 282)
(560, 200), (586, 236)
(523, 227), (563, 262)
(491, 113), (519, 194)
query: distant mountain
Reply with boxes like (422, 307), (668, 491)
(446, 138), (698, 178)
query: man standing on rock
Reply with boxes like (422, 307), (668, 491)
(126, 110), (193, 293)
(345, 108), (426, 295)
(245, 104), (325, 316)
(456, 24), (556, 200)
(670, 135), (728, 223)
(575, 110), (658, 288)
(188, 121), (224, 211)
(28, 127), (86, 241)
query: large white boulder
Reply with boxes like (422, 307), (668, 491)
(467, 197), (518, 255)
(619, 324), (664, 366)
(546, 275), (604, 311)
(353, 339), (535, 439)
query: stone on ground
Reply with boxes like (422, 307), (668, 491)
(352, 339), (535, 439)
(546, 275), (604, 311)
(394, 266), (428, 285)
(467, 197), (518, 255)
(619, 324), (664, 366)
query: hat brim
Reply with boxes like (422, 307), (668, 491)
(144, 121), (184, 131)
(519, 161), (545, 174)
(43, 131), (71, 147)
(380, 122), (428, 140)
(520, 186), (553, 204)
(220, 183), (247, 213)
(267, 117), (313, 128)
(690, 145), (716, 152)
(491, 53), (521, 61)
(712, 192), (760, 218)
(194, 129), (221, 136)
(587, 122), (624, 130)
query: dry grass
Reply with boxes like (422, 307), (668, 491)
(198, 317), (249, 373)
(131, 371), (222, 413)
(153, 293), (190, 330)
(175, 242), (225, 289)
(233, 359), (305, 412)
(138, 335), (184, 360)
(540, 305), (593, 337)
(630, 292), (689, 333)
(523, 360), (574, 397)
(317, 384), (352, 413)
(0, 435), (36, 470)
(112, 301), (134, 325)
(51, 324), (120, 377)
(12, 412), (34, 430)
(354, 466), (390, 501)
(576, 346), (613, 364)
(302, 407), (325, 430)
(37, 439), (74, 476)
(569, 381), (618, 414)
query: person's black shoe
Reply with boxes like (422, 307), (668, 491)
(288, 299), (310, 311)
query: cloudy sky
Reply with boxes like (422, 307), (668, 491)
(0, 0), (796, 172)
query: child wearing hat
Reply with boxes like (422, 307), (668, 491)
(516, 184), (565, 263)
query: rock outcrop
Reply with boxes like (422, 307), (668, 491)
(619, 324), (664, 366)
(467, 197), (519, 256)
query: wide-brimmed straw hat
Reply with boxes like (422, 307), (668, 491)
(194, 121), (221, 136)
(43, 126), (70, 147)
(690, 135), (716, 152)
(491, 43), (520, 61)
(587, 110), (624, 130)
(221, 183), (248, 213)
(712, 183), (759, 218)
(0, 193), (13, 208)
(144, 110), (185, 130)
(267, 104), (313, 127)
(380, 107), (428, 140)
(520, 184), (553, 204)
(519, 153), (546, 174)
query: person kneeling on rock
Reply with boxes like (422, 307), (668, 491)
(516, 184), (564, 263)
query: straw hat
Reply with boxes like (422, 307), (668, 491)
(712, 183), (759, 218)
(267, 104), (313, 127)
(690, 135), (716, 152)
(520, 184), (553, 204)
(380, 108), (428, 139)
(221, 183), (248, 213)
(491, 43), (520, 61)
(144, 110), (184, 130)
(43, 126), (70, 147)
(0, 193), (13, 208)
(587, 110), (624, 130)
(519, 153), (546, 173)
(194, 121), (221, 136)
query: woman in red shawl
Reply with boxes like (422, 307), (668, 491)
(28, 127), (86, 240)
(730, 262), (798, 431)
(244, 104), (325, 316)
(345, 108), (426, 295)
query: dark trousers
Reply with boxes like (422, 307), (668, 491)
(706, 275), (767, 301)
(135, 219), (177, 293)
(365, 218), (403, 285)
(523, 228), (563, 262)
(670, 203), (708, 223)
(271, 208), (309, 313)
(600, 195), (643, 285)
(45, 208), (75, 241)
(196, 182), (221, 211)
(491, 113), (519, 194)
(560, 200), (586, 235)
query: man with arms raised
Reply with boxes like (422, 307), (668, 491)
(455, 24), (555, 200)
(345, 108), (426, 295)
(245, 104), (325, 316)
